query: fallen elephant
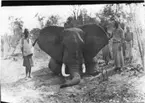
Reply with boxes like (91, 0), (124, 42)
(33, 24), (112, 88)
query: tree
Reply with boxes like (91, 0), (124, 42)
(65, 7), (99, 27)
(96, 4), (128, 28)
(71, 5), (82, 21)
(97, 4), (145, 70)
(1, 33), (11, 58)
(45, 15), (60, 27)
(8, 16), (24, 55)
(78, 8), (98, 25)
(30, 28), (40, 42)
(34, 13), (45, 29)
(127, 4), (145, 70)
(34, 13), (60, 28)
(64, 5), (82, 27)
(64, 16), (75, 28)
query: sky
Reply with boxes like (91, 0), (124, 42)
(0, 4), (105, 35)
(0, 4), (144, 36)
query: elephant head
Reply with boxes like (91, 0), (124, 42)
(37, 24), (109, 88)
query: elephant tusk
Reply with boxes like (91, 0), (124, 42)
(61, 63), (70, 77)
(82, 63), (86, 73)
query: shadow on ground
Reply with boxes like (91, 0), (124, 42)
(31, 67), (65, 88)
(6, 66), (65, 91)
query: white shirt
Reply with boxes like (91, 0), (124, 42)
(21, 38), (34, 56)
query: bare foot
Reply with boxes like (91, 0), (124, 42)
(24, 76), (28, 80)
(28, 76), (32, 78)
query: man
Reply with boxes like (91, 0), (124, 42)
(121, 23), (126, 57)
(125, 26), (133, 63)
(112, 21), (125, 72)
(21, 28), (34, 79)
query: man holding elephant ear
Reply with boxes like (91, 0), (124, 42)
(20, 28), (34, 79)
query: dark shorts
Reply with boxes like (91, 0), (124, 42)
(23, 54), (34, 68)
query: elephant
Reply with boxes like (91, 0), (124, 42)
(35, 24), (110, 88)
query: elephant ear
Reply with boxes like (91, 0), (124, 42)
(79, 24), (109, 61)
(37, 26), (64, 62)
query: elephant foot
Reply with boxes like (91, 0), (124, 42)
(84, 60), (100, 76)
(49, 58), (62, 76)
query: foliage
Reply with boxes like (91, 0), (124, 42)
(1, 16), (24, 56)
(65, 4), (130, 31)
(79, 8), (99, 25)
(127, 4), (145, 69)
(71, 5), (82, 21)
(34, 13), (45, 29)
(95, 4), (131, 31)
(30, 28), (40, 42)
(65, 7), (99, 27)
(45, 15), (60, 27)
(98, 4), (145, 70)
(8, 16), (24, 49)
(34, 13), (60, 28)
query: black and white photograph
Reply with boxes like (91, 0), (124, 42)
(0, 2), (145, 103)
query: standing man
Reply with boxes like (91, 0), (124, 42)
(125, 26), (133, 63)
(121, 23), (126, 58)
(21, 28), (34, 79)
(112, 21), (125, 72)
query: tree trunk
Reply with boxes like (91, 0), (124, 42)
(129, 4), (145, 70)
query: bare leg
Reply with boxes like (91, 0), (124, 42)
(25, 67), (28, 78)
(28, 67), (31, 78)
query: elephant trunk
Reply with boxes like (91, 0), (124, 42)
(60, 64), (81, 88)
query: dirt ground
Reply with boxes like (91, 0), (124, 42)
(1, 52), (145, 103)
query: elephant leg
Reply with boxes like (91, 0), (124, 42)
(49, 58), (62, 76)
(85, 58), (100, 76)
(49, 59), (70, 76)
